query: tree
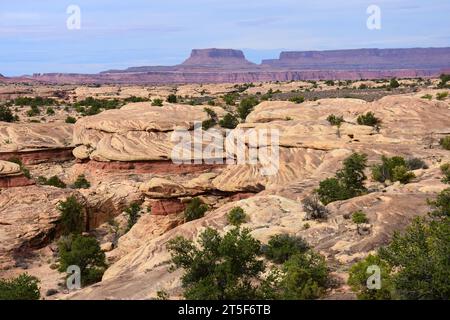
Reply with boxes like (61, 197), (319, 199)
(167, 227), (265, 300)
(378, 217), (450, 299)
(317, 153), (368, 205)
(58, 235), (107, 286)
(237, 96), (259, 120)
(327, 114), (344, 127)
(58, 196), (84, 235)
(125, 202), (141, 232)
(227, 207), (247, 226)
(441, 164), (450, 184)
(38, 175), (66, 188)
(184, 197), (208, 222)
(278, 252), (329, 300)
(0, 274), (40, 300)
(357, 112), (381, 127)
(167, 94), (178, 103)
(219, 113), (239, 129)
(348, 254), (395, 300)
(428, 188), (450, 218)
(262, 234), (309, 264)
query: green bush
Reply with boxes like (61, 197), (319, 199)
(421, 94), (433, 100)
(185, 197), (208, 222)
(438, 74), (450, 88)
(440, 136), (450, 150)
(124, 96), (150, 103)
(406, 158), (428, 170)
(38, 176), (66, 188)
(263, 234), (309, 264)
(167, 227), (265, 300)
(289, 96), (305, 104)
(151, 98), (164, 106)
(389, 78), (400, 89)
(223, 93), (238, 106)
(0, 274), (40, 300)
(326, 114), (344, 126)
(441, 163), (450, 184)
(357, 112), (381, 127)
(202, 107), (218, 130)
(278, 251), (329, 300)
(167, 94), (178, 103)
(237, 96), (259, 120)
(428, 188), (450, 218)
(46, 107), (55, 115)
(58, 234), (107, 286)
(348, 254), (395, 300)
(65, 116), (77, 124)
(72, 175), (90, 189)
(57, 196), (84, 235)
(14, 97), (56, 107)
(371, 156), (415, 184)
(125, 202), (141, 232)
(436, 92), (448, 101)
(352, 210), (368, 224)
(26, 105), (40, 117)
(0, 105), (16, 122)
(227, 207), (247, 226)
(219, 113), (239, 129)
(317, 153), (368, 205)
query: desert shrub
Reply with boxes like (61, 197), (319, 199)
(74, 97), (120, 111)
(0, 274), (40, 300)
(436, 92), (448, 101)
(26, 105), (40, 117)
(378, 217), (450, 299)
(428, 188), (450, 218)
(324, 80), (335, 86)
(371, 156), (415, 184)
(348, 254), (395, 300)
(167, 94), (177, 103)
(358, 84), (368, 89)
(227, 207), (247, 226)
(440, 136), (450, 150)
(392, 165), (416, 184)
(302, 194), (329, 220)
(65, 116), (77, 124)
(406, 158), (428, 170)
(278, 251), (329, 300)
(8, 157), (31, 179)
(58, 196), (84, 235)
(0, 105), (16, 122)
(46, 107), (55, 115)
(202, 107), (218, 130)
(326, 114), (344, 126)
(222, 93), (238, 106)
(151, 98), (163, 107)
(72, 175), (90, 189)
(317, 153), (368, 205)
(289, 96), (305, 104)
(38, 176), (66, 188)
(237, 96), (259, 120)
(262, 234), (309, 264)
(167, 227), (265, 300)
(389, 78), (400, 89)
(421, 94), (433, 100)
(441, 163), (450, 184)
(184, 197), (208, 222)
(201, 119), (216, 130)
(352, 210), (368, 224)
(219, 113), (239, 129)
(438, 74), (450, 88)
(124, 96), (149, 103)
(125, 202), (141, 232)
(357, 112), (381, 127)
(58, 234), (107, 286)
(14, 97), (56, 107)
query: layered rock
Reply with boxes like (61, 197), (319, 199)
(181, 49), (255, 68)
(0, 160), (34, 188)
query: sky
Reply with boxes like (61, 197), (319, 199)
(0, 0), (449, 76)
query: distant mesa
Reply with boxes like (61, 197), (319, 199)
(180, 48), (255, 68)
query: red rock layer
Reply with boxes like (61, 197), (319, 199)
(0, 148), (74, 165)
(150, 199), (186, 216)
(0, 175), (35, 188)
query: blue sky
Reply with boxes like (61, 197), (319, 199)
(0, 0), (449, 76)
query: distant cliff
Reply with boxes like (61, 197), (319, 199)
(11, 47), (450, 84)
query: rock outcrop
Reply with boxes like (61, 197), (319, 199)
(181, 49), (255, 68)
